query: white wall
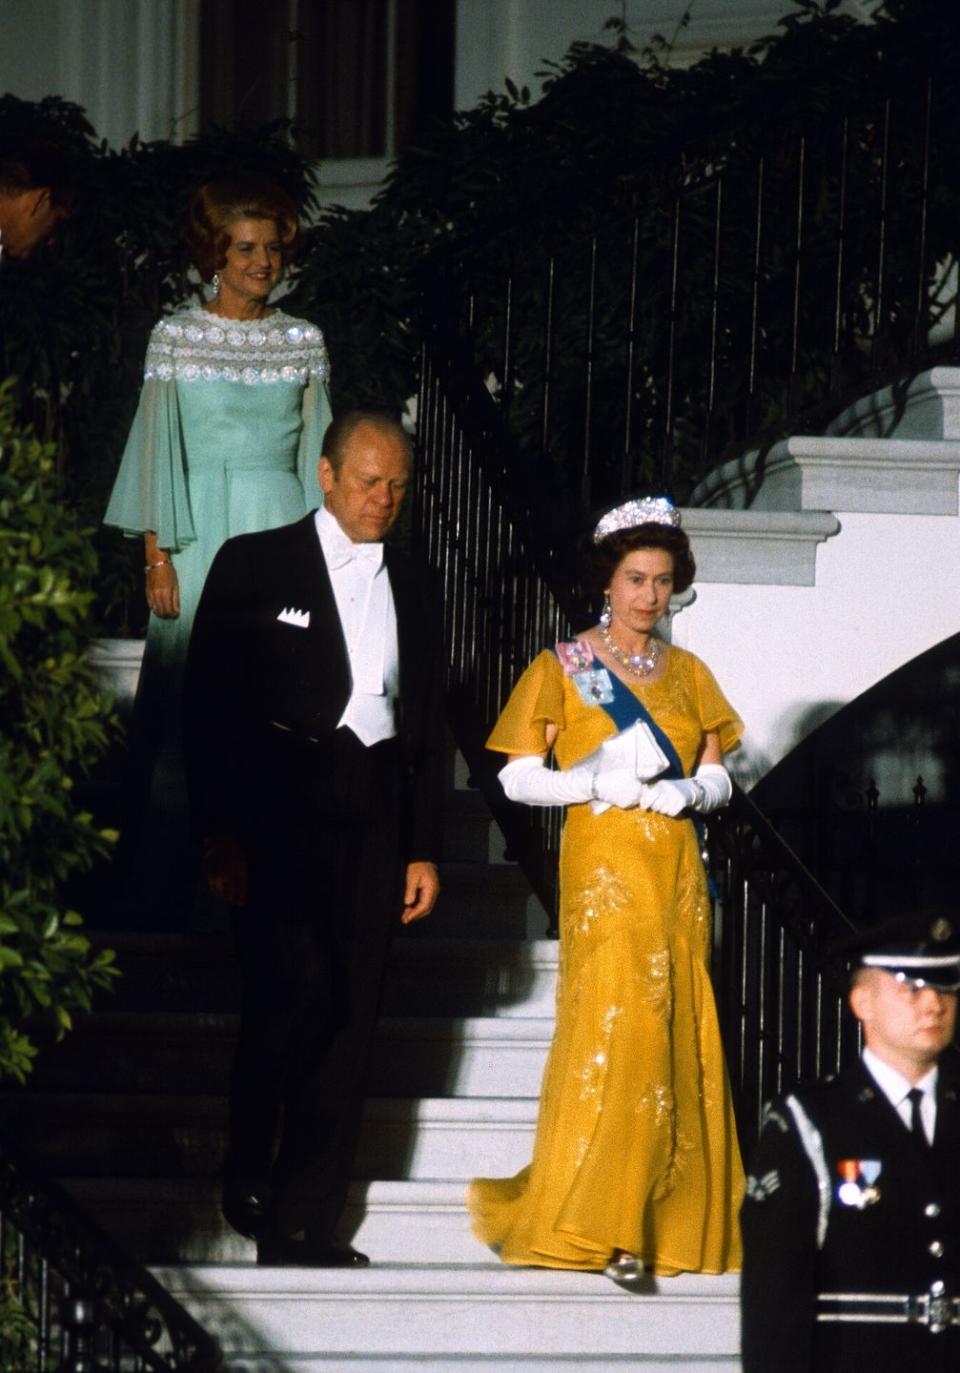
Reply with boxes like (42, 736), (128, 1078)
(673, 509), (960, 787)
(1, 0), (198, 148)
(669, 369), (960, 790)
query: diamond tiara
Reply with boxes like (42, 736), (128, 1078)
(593, 496), (681, 543)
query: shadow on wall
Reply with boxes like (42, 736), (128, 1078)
(752, 631), (960, 925)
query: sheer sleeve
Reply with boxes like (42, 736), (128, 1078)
(103, 373), (196, 552)
(296, 374), (333, 512)
(693, 656), (743, 755)
(487, 650), (566, 756)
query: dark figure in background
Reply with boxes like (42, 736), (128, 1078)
(0, 139), (73, 259)
(740, 910), (960, 1372)
(184, 411), (443, 1267)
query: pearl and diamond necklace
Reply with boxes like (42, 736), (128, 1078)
(599, 623), (661, 677)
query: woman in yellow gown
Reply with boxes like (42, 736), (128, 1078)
(467, 496), (744, 1279)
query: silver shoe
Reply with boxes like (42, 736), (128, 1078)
(603, 1254), (645, 1285)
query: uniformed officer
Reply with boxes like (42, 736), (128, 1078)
(740, 909), (960, 1372)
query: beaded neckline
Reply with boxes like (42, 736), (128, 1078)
(144, 306), (330, 386)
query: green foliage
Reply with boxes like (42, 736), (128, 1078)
(0, 382), (118, 1083)
(0, 1280), (37, 1373)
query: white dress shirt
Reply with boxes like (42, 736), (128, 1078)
(315, 505), (398, 747)
(862, 1047), (937, 1145)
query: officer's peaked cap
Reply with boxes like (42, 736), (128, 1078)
(835, 908), (960, 992)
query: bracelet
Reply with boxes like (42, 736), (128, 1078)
(145, 560), (171, 573)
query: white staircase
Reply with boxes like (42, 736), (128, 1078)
(55, 929), (739, 1369)
(149, 924), (740, 1370)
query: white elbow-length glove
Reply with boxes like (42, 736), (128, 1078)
(640, 763), (733, 817)
(499, 756), (648, 810)
(499, 755), (595, 807)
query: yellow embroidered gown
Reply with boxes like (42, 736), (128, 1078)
(467, 645), (744, 1274)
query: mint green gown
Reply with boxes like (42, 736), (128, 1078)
(104, 306), (332, 923)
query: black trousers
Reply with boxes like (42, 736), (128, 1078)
(228, 728), (402, 1241)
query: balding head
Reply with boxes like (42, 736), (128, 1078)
(318, 412), (412, 543)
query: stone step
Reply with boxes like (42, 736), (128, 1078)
(155, 1263), (740, 1367)
(360, 1098), (536, 1180)
(5, 1094), (537, 1181)
(196, 1361), (735, 1372)
(31, 1014), (554, 1099)
(64, 1179), (485, 1265)
(92, 934), (559, 1018)
(381, 938), (559, 1020)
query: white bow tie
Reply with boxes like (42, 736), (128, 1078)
(327, 542), (383, 573)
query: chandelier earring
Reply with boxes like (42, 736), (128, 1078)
(599, 593), (612, 628)
(212, 272), (221, 296)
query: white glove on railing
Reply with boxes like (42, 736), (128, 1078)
(498, 755), (597, 807)
(641, 763), (733, 817)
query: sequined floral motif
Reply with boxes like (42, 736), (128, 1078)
(566, 865), (631, 937)
(675, 854), (710, 949)
(633, 811), (674, 846)
(144, 308), (331, 385)
(576, 1002), (623, 1103)
(635, 1081), (674, 1127)
(636, 948), (672, 1019)
(657, 1127), (697, 1198)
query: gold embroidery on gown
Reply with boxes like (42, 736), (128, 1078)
(467, 645), (745, 1274)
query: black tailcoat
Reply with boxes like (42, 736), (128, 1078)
(741, 1059), (960, 1373)
(184, 512), (442, 862)
(183, 513), (443, 1240)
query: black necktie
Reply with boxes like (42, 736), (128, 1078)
(907, 1087), (928, 1145)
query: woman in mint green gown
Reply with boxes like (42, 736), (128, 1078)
(105, 306), (332, 674)
(104, 180), (332, 923)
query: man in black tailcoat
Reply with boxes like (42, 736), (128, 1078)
(184, 410), (443, 1267)
(740, 910), (960, 1371)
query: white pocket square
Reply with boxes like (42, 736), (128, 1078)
(277, 606), (310, 628)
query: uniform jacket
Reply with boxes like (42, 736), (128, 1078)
(740, 1059), (960, 1373)
(183, 513), (444, 864)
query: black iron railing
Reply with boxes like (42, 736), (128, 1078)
(0, 1132), (220, 1373)
(416, 314), (579, 918)
(707, 787), (859, 1147)
(424, 77), (958, 523)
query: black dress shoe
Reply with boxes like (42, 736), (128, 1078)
(222, 1175), (272, 1241)
(256, 1235), (370, 1268)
